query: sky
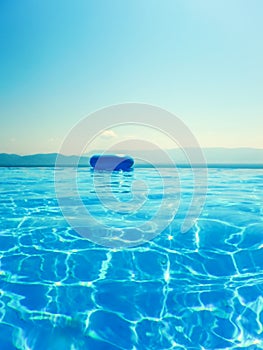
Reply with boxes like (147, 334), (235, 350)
(0, 0), (262, 154)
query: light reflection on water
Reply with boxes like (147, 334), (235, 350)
(0, 167), (263, 349)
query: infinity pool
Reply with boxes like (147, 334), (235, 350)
(0, 167), (263, 349)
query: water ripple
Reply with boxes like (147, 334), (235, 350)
(0, 168), (263, 349)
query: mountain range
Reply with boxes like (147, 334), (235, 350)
(0, 148), (262, 167)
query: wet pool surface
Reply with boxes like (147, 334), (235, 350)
(0, 167), (263, 349)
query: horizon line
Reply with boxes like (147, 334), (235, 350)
(1, 164), (263, 169)
(1, 146), (263, 157)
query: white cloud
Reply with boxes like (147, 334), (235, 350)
(100, 129), (117, 139)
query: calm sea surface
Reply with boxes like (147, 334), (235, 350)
(0, 167), (263, 349)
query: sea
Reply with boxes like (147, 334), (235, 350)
(0, 166), (263, 350)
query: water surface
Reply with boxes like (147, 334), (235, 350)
(0, 167), (263, 349)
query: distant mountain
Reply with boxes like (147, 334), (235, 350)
(0, 148), (262, 167)
(0, 153), (89, 167)
(90, 148), (263, 165)
(201, 147), (263, 164)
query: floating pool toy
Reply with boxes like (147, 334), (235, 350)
(89, 154), (134, 171)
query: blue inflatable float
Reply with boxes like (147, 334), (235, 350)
(90, 154), (134, 171)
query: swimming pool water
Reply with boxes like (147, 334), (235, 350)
(0, 167), (263, 349)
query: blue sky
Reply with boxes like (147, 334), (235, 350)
(1, 0), (262, 154)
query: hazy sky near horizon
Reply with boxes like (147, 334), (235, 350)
(1, 0), (262, 154)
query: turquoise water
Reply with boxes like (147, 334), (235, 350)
(0, 167), (263, 349)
